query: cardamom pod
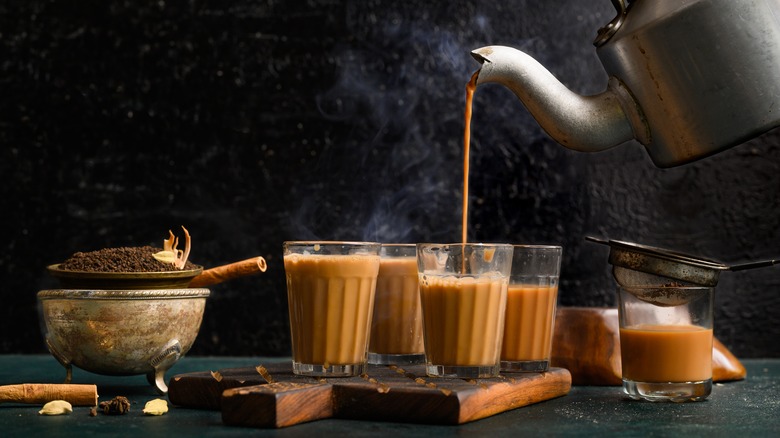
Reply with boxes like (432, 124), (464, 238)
(142, 398), (168, 416)
(39, 400), (73, 416)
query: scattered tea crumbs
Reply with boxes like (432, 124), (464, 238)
(59, 246), (197, 272)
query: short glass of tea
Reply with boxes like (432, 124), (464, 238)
(617, 285), (714, 402)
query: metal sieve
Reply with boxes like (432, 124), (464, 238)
(586, 236), (779, 306)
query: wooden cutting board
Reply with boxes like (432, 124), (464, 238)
(168, 362), (571, 428)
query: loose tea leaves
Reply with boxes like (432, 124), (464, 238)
(58, 227), (196, 273)
(60, 247), (197, 273)
(60, 246), (178, 272)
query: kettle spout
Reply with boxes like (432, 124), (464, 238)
(471, 45), (639, 153)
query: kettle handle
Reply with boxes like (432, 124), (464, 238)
(594, 0), (627, 47)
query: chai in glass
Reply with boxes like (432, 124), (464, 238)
(501, 245), (562, 372)
(417, 243), (513, 378)
(368, 244), (424, 365)
(618, 285), (714, 402)
(283, 241), (381, 377)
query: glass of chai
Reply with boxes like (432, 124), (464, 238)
(501, 245), (563, 373)
(617, 285), (714, 402)
(367, 244), (425, 365)
(417, 243), (513, 378)
(283, 241), (381, 377)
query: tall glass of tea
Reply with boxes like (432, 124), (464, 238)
(618, 285), (714, 402)
(283, 241), (381, 377)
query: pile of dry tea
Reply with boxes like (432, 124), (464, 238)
(59, 246), (198, 272)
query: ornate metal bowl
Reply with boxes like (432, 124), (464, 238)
(37, 288), (210, 394)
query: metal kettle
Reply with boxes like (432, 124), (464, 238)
(471, 0), (780, 167)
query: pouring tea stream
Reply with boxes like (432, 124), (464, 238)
(470, 0), (780, 167)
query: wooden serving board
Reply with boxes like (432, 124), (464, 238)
(168, 362), (571, 428)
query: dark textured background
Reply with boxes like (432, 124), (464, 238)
(1, 0), (778, 358)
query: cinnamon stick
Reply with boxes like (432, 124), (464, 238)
(189, 256), (268, 288)
(0, 383), (98, 406)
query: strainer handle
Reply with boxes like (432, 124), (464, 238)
(729, 259), (779, 271)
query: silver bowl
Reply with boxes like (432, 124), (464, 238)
(37, 288), (210, 394)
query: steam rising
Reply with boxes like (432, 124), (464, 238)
(284, 6), (547, 243)
(284, 10), (487, 243)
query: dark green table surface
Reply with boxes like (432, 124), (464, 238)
(1, 355), (778, 436)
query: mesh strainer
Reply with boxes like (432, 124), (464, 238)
(586, 236), (779, 305)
